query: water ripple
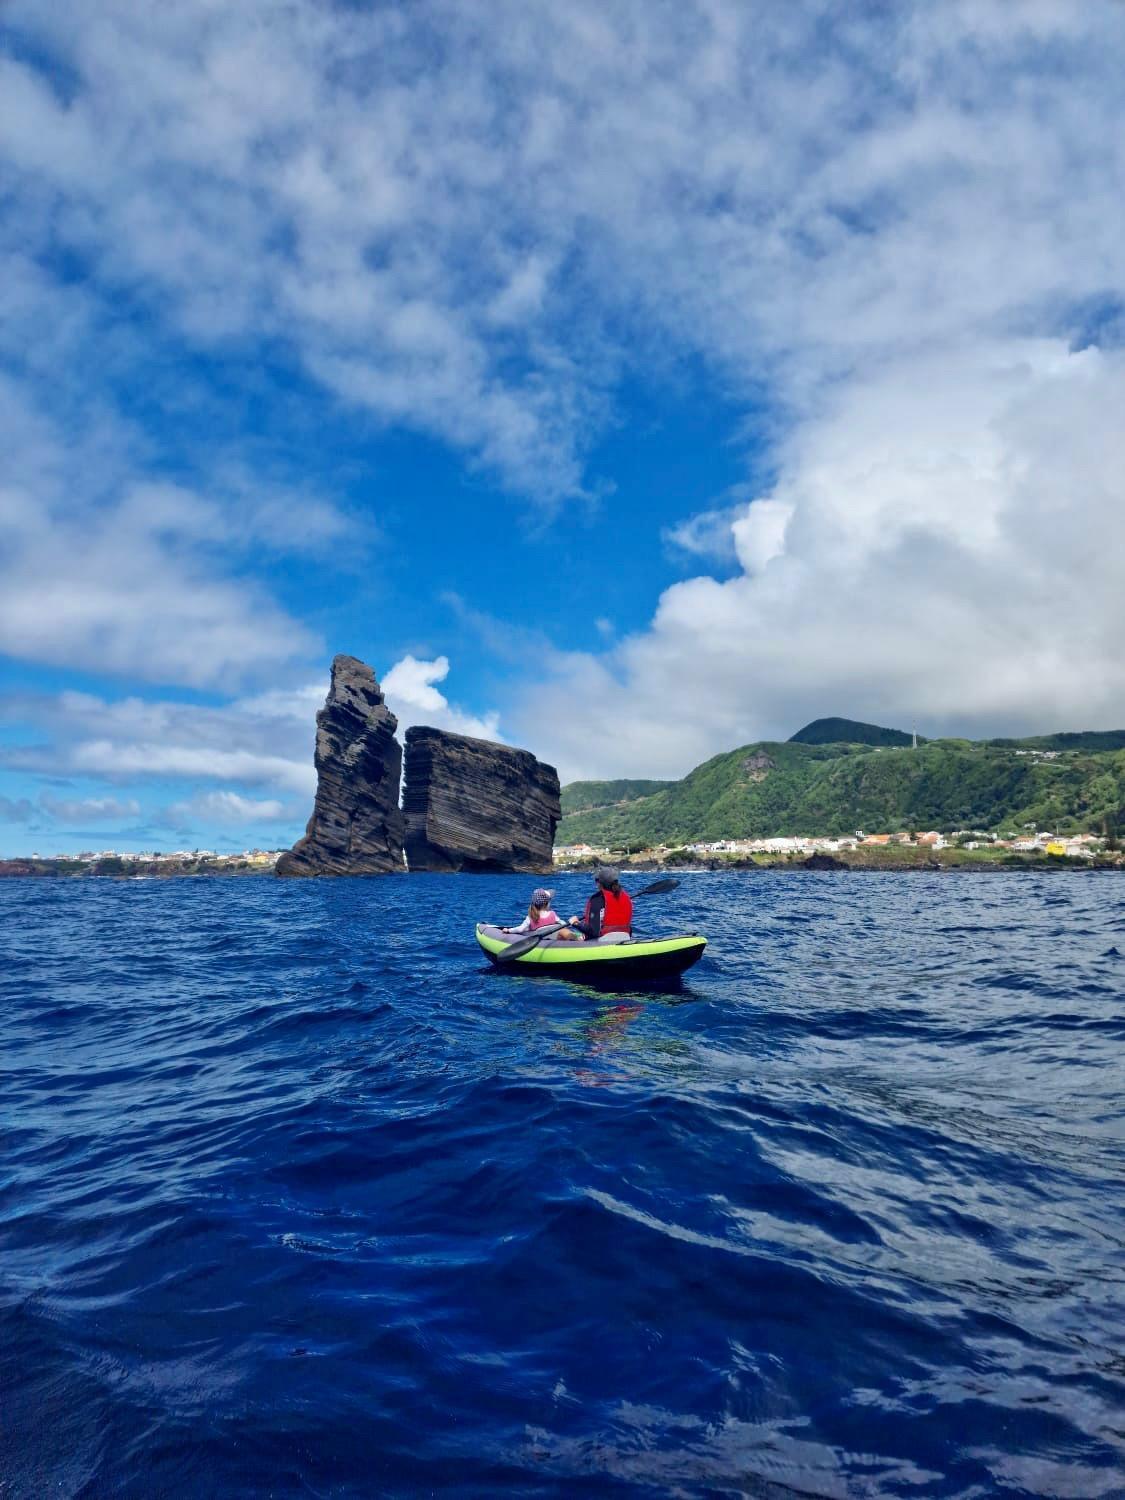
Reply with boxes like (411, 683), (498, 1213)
(1, 870), (1124, 1496)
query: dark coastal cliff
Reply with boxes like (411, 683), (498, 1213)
(402, 727), (560, 873)
(276, 655), (560, 876)
(276, 655), (404, 876)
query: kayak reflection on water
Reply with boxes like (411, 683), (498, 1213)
(573, 1003), (645, 1087)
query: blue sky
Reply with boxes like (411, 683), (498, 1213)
(2, 1), (1124, 856)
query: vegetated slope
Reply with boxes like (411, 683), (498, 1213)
(556, 740), (1125, 846)
(789, 717), (917, 747)
(559, 779), (675, 816)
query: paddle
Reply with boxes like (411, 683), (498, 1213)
(494, 878), (681, 962)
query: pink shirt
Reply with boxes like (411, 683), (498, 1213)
(508, 909), (561, 933)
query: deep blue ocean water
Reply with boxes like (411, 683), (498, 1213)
(2, 870), (1124, 1498)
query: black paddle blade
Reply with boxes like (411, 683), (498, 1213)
(633, 878), (680, 896)
(495, 922), (566, 962)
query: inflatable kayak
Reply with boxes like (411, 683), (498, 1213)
(476, 923), (706, 981)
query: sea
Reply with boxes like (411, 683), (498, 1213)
(2, 870), (1124, 1498)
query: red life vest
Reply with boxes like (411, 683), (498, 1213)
(601, 886), (633, 933)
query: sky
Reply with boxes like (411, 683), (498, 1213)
(2, 0), (1124, 856)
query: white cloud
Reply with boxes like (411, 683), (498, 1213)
(0, 653), (504, 827)
(14, 0), (1120, 510)
(4, 0), (1125, 779)
(731, 499), (794, 576)
(0, 487), (316, 690)
(70, 741), (315, 793)
(517, 340), (1125, 778)
(382, 655), (455, 716)
(665, 490), (793, 572)
(663, 503), (743, 566)
(39, 794), (141, 822)
(0, 374), (359, 691)
(382, 654), (503, 742)
(0, 686), (318, 796)
(166, 790), (288, 825)
(233, 683), (329, 723)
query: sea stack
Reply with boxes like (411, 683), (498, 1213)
(276, 655), (405, 876)
(402, 727), (560, 873)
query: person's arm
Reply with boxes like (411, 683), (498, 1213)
(571, 892), (604, 939)
(567, 898), (587, 935)
(568, 894), (591, 927)
(502, 915), (531, 934)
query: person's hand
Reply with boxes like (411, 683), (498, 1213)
(568, 916), (578, 924)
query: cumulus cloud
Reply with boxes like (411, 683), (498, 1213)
(666, 491), (794, 572)
(664, 501), (744, 566)
(3, 0), (1125, 783)
(382, 656), (455, 716)
(382, 655), (503, 742)
(517, 340), (1125, 778)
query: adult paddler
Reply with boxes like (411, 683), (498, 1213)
(566, 867), (633, 941)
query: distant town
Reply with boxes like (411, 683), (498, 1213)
(555, 828), (1115, 870)
(0, 849), (285, 877)
(1, 828), (1120, 879)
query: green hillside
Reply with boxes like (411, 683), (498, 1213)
(556, 738), (1125, 846)
(789, 716), (917, 747)
(560, 778), (675, 815)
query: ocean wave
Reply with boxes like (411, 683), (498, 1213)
(2, 870), (1124, 1494)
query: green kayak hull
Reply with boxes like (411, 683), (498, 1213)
(476, 924), (707, 982)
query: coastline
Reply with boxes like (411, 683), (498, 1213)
(0, 857), (279, 880)
(556, 846), (1125, 874)
(4, 852), (1123, 878)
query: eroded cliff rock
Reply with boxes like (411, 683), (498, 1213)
(276, 655), (404, 876)
(403, 727), (560, 873)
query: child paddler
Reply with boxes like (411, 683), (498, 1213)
(501, 888), (561, 935)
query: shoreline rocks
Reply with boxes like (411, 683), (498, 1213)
(276, 656), (404, 877)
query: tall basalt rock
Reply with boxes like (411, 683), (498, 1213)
(403, 727), (560, 873)
(276, 655), (404, 876)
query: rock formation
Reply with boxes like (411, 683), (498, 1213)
(742, 751), (774, 781)
(402, 727), (560, 873)
(276, 655), (404, 876)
